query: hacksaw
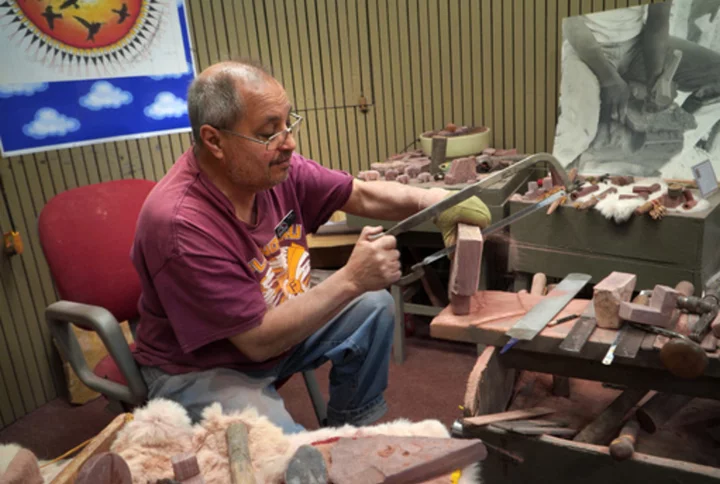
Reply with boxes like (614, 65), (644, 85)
(502, 273), (592, 354)
(409, 191), (566, 274)
(377, 153), (574, 239)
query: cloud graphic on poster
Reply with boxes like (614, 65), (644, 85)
(0, 83), (49, 98)
(79, 81), (133, 110)
(144, 92), (188, 120)
(149, 62), (193, 80)
(23, 108), (80, 139)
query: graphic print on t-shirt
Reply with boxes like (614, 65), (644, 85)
(247, 223), (311, 308)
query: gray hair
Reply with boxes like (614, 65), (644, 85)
(187, 60), (272, 145)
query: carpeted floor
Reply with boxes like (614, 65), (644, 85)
(0, 326), (478, 460)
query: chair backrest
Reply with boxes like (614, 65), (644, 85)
(38, 179), (156, 324)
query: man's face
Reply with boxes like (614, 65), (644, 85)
(221, 80), (296, 191)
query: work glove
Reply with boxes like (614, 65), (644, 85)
(433, 194), (492, 247)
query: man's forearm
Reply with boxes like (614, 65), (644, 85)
(229, 268), (361, 361)
(342, 179), (448, 221)
(563, 17), (618, 84)
(643, 3), (671, 87)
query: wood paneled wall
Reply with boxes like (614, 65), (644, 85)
(0, 0), (658, 428)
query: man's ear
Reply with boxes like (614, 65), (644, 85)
(199, 125), (224, 159)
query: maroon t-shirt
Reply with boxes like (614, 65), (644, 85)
(131, 148), (354, 374)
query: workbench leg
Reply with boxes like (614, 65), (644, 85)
(464, 346), (516, 417)
(391, 284), (406, 364)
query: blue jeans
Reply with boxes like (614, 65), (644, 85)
(140, 290), (395, 434)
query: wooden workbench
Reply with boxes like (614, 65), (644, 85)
(432, 291), (720, 482)
(430, 291), (720, 400)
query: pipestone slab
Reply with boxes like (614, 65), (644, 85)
(384, 169), (399, 181)
(593, 272), (637, 329)
(651, 285), (680, 314)
(75, 452), (132, 484)
(445, 157), (477, 185)
(449, 225), (484, 316)
(404, 165), (421, 178)
(619, 303), (670, 327)
(449, 225), (484, 297)
(171, 453), (205, 484)
(357, 170), (380, 181)
(417, 172), (433, 183)
(327, 436), (487, 484)
(542, 176), (553, 190)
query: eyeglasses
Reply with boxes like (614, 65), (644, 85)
(218, 112), (303, 151)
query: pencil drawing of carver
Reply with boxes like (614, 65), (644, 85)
(553, 0), (720, 178)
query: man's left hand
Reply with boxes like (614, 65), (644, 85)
(434, 195), (491, 247)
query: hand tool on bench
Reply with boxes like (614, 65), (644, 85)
(559, 301), (596, 353)
(602, 290), (653, 365)
(377, 153), (574, 239)
(630, 323), (709, 378)
(686, 285), (720, 343)
(501, 273), (592, 354)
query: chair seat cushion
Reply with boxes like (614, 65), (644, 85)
(93, 343), (137, 385)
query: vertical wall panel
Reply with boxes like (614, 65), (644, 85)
(0, 0), (668, 429)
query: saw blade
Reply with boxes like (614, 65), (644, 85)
(410, 191), (566, 272)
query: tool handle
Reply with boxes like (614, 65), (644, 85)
(677, 296), (715, 314)
(690, 307), (719, 343)
(609, 418), (640, 461)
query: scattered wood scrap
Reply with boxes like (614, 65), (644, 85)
(462, 407), (555, 428)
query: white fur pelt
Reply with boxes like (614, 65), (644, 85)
(0, 443), (68, 483)
(571, 179), (711, 223)
(109, 399), (481, 484)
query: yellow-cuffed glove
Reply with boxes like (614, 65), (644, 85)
(434, 195), (492, 247)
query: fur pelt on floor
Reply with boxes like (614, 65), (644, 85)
(109, 399), (481, 484)
(0, 443), (67, 483)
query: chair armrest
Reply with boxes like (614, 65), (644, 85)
(46, 300), (147, 405)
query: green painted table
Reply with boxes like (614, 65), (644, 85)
(507, 190), (720, 296)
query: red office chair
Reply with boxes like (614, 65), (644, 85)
(38, 179), (325, 422)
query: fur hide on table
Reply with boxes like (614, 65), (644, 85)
(572, 179), (710, 223)
(109, 399), (481, 484)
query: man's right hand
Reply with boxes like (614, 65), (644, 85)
(600, 74), (630, 123)
(342, 226), (401, 293)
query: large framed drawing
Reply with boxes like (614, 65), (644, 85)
(553, 0), (720, 179)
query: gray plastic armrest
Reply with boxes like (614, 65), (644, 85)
(46, 300), (147, 405)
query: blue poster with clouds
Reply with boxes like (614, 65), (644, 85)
(0, 0), (195, 157)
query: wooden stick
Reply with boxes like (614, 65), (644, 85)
(573, 388), (648, 445)
(227, 423), (255, 484)
(462, 407), (556, 428)
(530, 273), (547, 296)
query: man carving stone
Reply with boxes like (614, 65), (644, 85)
(130, 60), (490, 433)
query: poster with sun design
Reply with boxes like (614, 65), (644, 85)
(0, 0), (194, 156)
(0, 0), (187, 83)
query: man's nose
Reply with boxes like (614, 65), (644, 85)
(280, 131), (297, 151)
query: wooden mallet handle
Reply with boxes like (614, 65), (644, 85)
(609, 418), (640, 461)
